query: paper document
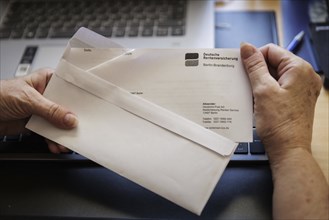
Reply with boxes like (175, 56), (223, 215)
(86, 48), (253, 142)
(26, 28), (252, 215)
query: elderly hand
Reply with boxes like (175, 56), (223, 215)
(0, 68), (78, 153)
(240, 43), (322, 161)
(241, 43), (328, 220)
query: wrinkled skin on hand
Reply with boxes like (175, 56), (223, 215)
(0, 69), (78, 153)
(241, 43), (322, 160)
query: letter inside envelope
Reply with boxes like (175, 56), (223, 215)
(26, 28), (252, 215)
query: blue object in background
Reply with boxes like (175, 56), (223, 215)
(281, 0), (321, 73)
(215, 11), (279, 48)
(286, 30), (305, 52)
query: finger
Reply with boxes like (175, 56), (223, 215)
(29, 90), (78, 129)
(29, 68), (54, 94)
(45, 139), (61, 154)
(58, 144), (71, 153)
(259, 43), (297, 79)
(45, 139), (70, 154)
(240, 42), (278, 92)
(260, 44), (319, 88)
(259, 43), (293, 67)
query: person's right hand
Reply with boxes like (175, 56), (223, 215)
(240, 43), (322, 162)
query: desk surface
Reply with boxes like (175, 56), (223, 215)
(217, 0), (329, 183)
(0, 161), (273, 219)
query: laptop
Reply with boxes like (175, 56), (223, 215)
(0, 0), (215, 80)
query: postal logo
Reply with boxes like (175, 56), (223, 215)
(185, 53), (199, 67)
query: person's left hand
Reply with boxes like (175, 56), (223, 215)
(0, 68), (78, 153)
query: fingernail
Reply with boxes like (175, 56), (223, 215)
(240, 42), (257, 59)
(64, 113), (78, 127)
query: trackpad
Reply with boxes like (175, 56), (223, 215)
(32, 46), (66, 72)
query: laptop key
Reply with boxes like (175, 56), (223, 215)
(50, 28), (76, 38)
(89, 27), (112, 37)
(250, 141), (266, 154)
(115, 21), (127, 28)
(25, 30), (36, 38)
(36, 28), (49, 38)
(142, 27), (153, 36)
(129, 20), (140, 27)
(0, 28), (11, 38)
(171, 26), (185, 36)
(143, 20), (154, 27)
(2, 135), (22, 142)
(157, 27), (168, 36)
(128, 28), (139, 37)
(11, 29), (24, 38)
(158, 20), (171, 27)
(114, 28), (125, 37)
(234, 143), (249, 154)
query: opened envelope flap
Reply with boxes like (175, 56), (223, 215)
(61, 28), (128, 70)
(56, 59), (237, 156)
(63, 47), (133, 71)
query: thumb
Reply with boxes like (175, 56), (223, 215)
(240, 42), (277, 91)
(30, 91), (78, 129)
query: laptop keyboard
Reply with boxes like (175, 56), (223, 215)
(231, 129), (268, 162)
(0, 129), (268, 162)
(0, 0), (186, 39)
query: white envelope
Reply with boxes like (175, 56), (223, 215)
(26, 28), (251, 215)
